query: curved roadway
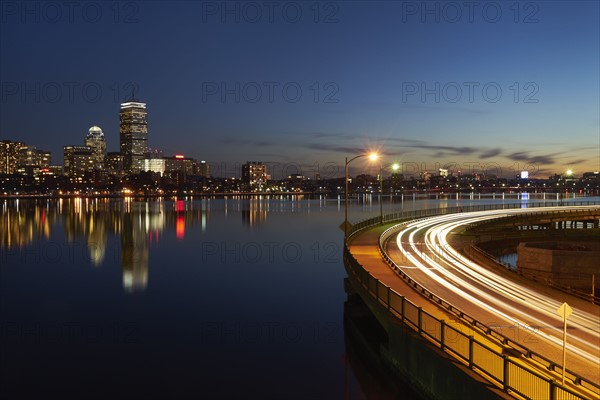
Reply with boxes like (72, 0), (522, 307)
(382, 206), (600, 385)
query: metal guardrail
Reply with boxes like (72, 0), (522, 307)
(347, 200), (600, 240)
(343, 201), (600, 399)
(344, 247), (592, 399)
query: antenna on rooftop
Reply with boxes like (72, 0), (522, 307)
(131, 81), (136, 101)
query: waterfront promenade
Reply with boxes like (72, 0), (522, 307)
(344, 206), (600, 400)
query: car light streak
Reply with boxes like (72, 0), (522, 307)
(389, 207), (600, 367)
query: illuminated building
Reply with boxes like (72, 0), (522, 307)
(141, 157), (166, 174)
(48, 165), (64, 175)
(85, 126), (106, 170)
(196, 160), (210, 177)
(63, 145), (94, 178)
(120, 100), (148, 174)
(287, 174), (305, 182)
(0, 140), (26, 174)
(166, 155), (195, 175)
(105, 152), (124, 176)
(242, 161), (267, 191)
(15, 146), (51, 177)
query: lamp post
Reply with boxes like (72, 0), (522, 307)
(344, 152), (378, 240)
(379, 163), (400, 224)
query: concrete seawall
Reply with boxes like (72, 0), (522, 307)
(517, 242), (600, 290)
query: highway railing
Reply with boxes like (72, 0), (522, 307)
(344, 246), (595, 399)
(343, 202), (600, 399)
(346, 200), (600, 240)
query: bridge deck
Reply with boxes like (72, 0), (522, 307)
(347, 221), (600, 399)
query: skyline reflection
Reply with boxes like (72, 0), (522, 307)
(0, 196), (326, 292)
(1, 197), (217, 292)
(3, 193), (591, 293)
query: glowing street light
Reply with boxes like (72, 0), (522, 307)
(344, 152), (378, 239)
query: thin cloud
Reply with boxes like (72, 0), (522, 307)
(480, 148), (502, 158)
(405, 144), (478, 155)
(506, 151), (557, 165)
(309, 132), (425, 145)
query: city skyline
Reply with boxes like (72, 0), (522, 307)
(1, 1), (599, 178)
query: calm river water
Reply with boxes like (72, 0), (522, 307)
(1, 193), (595, 399)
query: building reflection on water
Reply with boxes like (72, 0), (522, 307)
(241, 196), (268, 228)
(0, 197), (222, 293)
(0, 196), (294, 292)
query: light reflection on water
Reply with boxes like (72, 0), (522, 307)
(0, 193), (596, 398)
(498, 253), (518, 270)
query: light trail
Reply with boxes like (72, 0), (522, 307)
(386, 206), (600, 372)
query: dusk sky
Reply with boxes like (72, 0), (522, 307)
(1, 0), (598, 179)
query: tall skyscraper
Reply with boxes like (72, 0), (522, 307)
(0, 140), (26, 174)
(85, 126), (106, 170)
(120, 100), (148, 174)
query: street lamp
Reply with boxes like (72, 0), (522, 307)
(344, 152), (378, 240)
(379, 163), (400, 223)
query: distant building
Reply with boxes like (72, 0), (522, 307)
(242, 161), (267, 190)
(15, 146), (51, 177)
(196, 160), (210, 177)
(288, 174), (305, 181)
(141, 156), (166, 175)
(47, 165), (64, 176)
(140, 154), (204, 176)
(165, 155), (194, 175)
(63, 145), (94, 178)
(0, 140), (26, 174)
(120, 100), (148, 174)
(17, 146), (51, 168)
(85, 126), (106, 170)
(105, 152), (124, 176)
